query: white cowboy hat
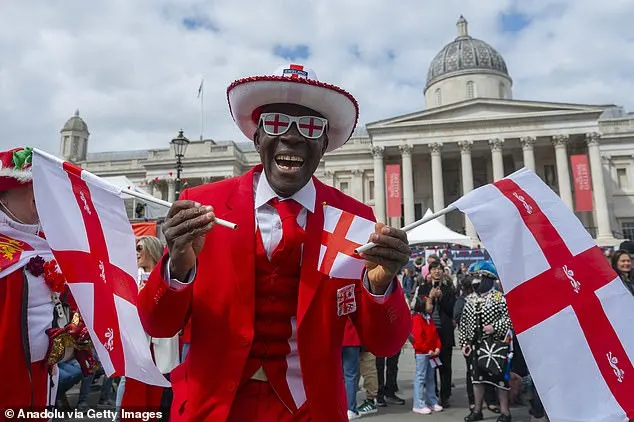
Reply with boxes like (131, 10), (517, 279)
(227, 64), (359, 152)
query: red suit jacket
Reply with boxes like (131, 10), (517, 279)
(138, 165), (412, 421)
(0, 270), (51, 414)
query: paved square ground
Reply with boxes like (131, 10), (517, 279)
(61, 344), (532, 421)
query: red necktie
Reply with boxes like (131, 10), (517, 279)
(269, 198), (305, 263)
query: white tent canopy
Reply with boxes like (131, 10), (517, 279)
(406, 208), (473, 248)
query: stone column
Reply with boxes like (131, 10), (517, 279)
(586, 132), (612, 240)
(430, 143), (445, 224)
(520, 136), (536, 170)
(372, 146), (386, 223)
(150, 180), (160, 198)
(167, 180), (176, 203)
(399, 144), (415, 225)
(352, 169), (364, 202)
(552, 135), (573, 209)
(459, 141), (477, 239)
(489, 138), (505, 181)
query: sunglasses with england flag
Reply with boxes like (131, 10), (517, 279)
(259, 112), (328, 139)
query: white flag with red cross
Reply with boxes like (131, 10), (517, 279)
(318, 205), (374, 280)
(451, 167), (634, 422)
(31, 149), (169, 387)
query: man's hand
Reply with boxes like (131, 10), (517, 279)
(483, 325), (495, 335)
(162, 200), (215, 281)
(359, 223), (410, 295)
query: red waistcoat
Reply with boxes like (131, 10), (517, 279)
(240, 229), (302, 412)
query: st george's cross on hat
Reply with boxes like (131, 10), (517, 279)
(0, 147), (33, 192)
(226, 63), (359, 152)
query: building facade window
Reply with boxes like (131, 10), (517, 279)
(622, 221), (634, 240)
(466, 81), (475, 99)
(339, 181), (349, 194)
(498, 82), (505, 99)
(368, 180), (375, 200)
(435, 88), (442, 106)
(617, 168), (629, 190)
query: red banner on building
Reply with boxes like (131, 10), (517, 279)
(385, 164), (402, 217)
(570, 154), (593, 212)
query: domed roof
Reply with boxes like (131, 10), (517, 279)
(425, 16), (510, 90)
(61, 110), (89, 133)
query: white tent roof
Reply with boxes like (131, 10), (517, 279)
(407, 208), (473, 248)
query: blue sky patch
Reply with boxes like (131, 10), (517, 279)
(499, 11), (530, 33)
(182, 17), (219, 32)
(273, 44), (311, 61)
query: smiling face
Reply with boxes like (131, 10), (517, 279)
(617, 252), (632, 273)
(254, 103), (329, 198)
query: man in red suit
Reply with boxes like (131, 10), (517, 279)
(0, 147), (58, 416)
(138, 64), (412, 421)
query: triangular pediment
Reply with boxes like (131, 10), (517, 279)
(367, 98), (612, 128)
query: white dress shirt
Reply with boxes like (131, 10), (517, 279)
(166, 172), (393, 300)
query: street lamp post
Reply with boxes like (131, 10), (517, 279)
(170, 129), (190, 200)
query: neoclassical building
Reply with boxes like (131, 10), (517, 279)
(67, 16), (634, 245)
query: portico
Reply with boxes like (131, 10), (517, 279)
(367, 98), (617, 245)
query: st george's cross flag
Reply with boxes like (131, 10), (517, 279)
(31, 149), (169, 387)
(318, 205), (375, 280)
(451, 167), (634, 422)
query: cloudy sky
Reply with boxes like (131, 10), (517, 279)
(1, 0), (633, 155)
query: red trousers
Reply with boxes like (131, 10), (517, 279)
(120, 378), (164, 421)
(227, 380), (310, 422)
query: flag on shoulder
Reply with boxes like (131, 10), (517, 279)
(0, 225), (50, 279)
(450, 167), (634, 422)
(31, 149), (169, 387)
(318, 205), (374, 280)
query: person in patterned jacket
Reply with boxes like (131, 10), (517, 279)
(458, 261), (513, 422)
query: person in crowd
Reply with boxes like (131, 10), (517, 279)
(402, 267), (417, 302)
(611, 249), (634, 295)
(459, 261), (513, 422)
(454, 276), (475, 409)
(119, 236), (178, 421)
(0, 147), (65, 414)
(456, 273), (500, 414)
(376, 351), (406, 406)
(440, 252), (453, 272)
(509, 337), (548, 422)
(342, 320), (362, 420)
(456, 262), (469, 285)
(411, 296), (443, 415)
(413, 256), (424, 274)
(419, 261), (456, 408)
(76, 368), (116, 411)
(357, 349), (379, 415)
(420, 254), (440, 281)
(619, 240), (634, 256)
(137, 64), (412, 422)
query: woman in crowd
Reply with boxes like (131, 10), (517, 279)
(611, 249), (633, 295)
(118, 236), (179, 420)
(459, 261), (512, 422)
(411, 296), (443, 415)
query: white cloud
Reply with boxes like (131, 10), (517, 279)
(0, 0), (633, 154)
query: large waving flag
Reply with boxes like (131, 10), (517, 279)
(32, 149), (169, 387)
(451, 168), (634, 422)
(318, 205), (375, 279)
